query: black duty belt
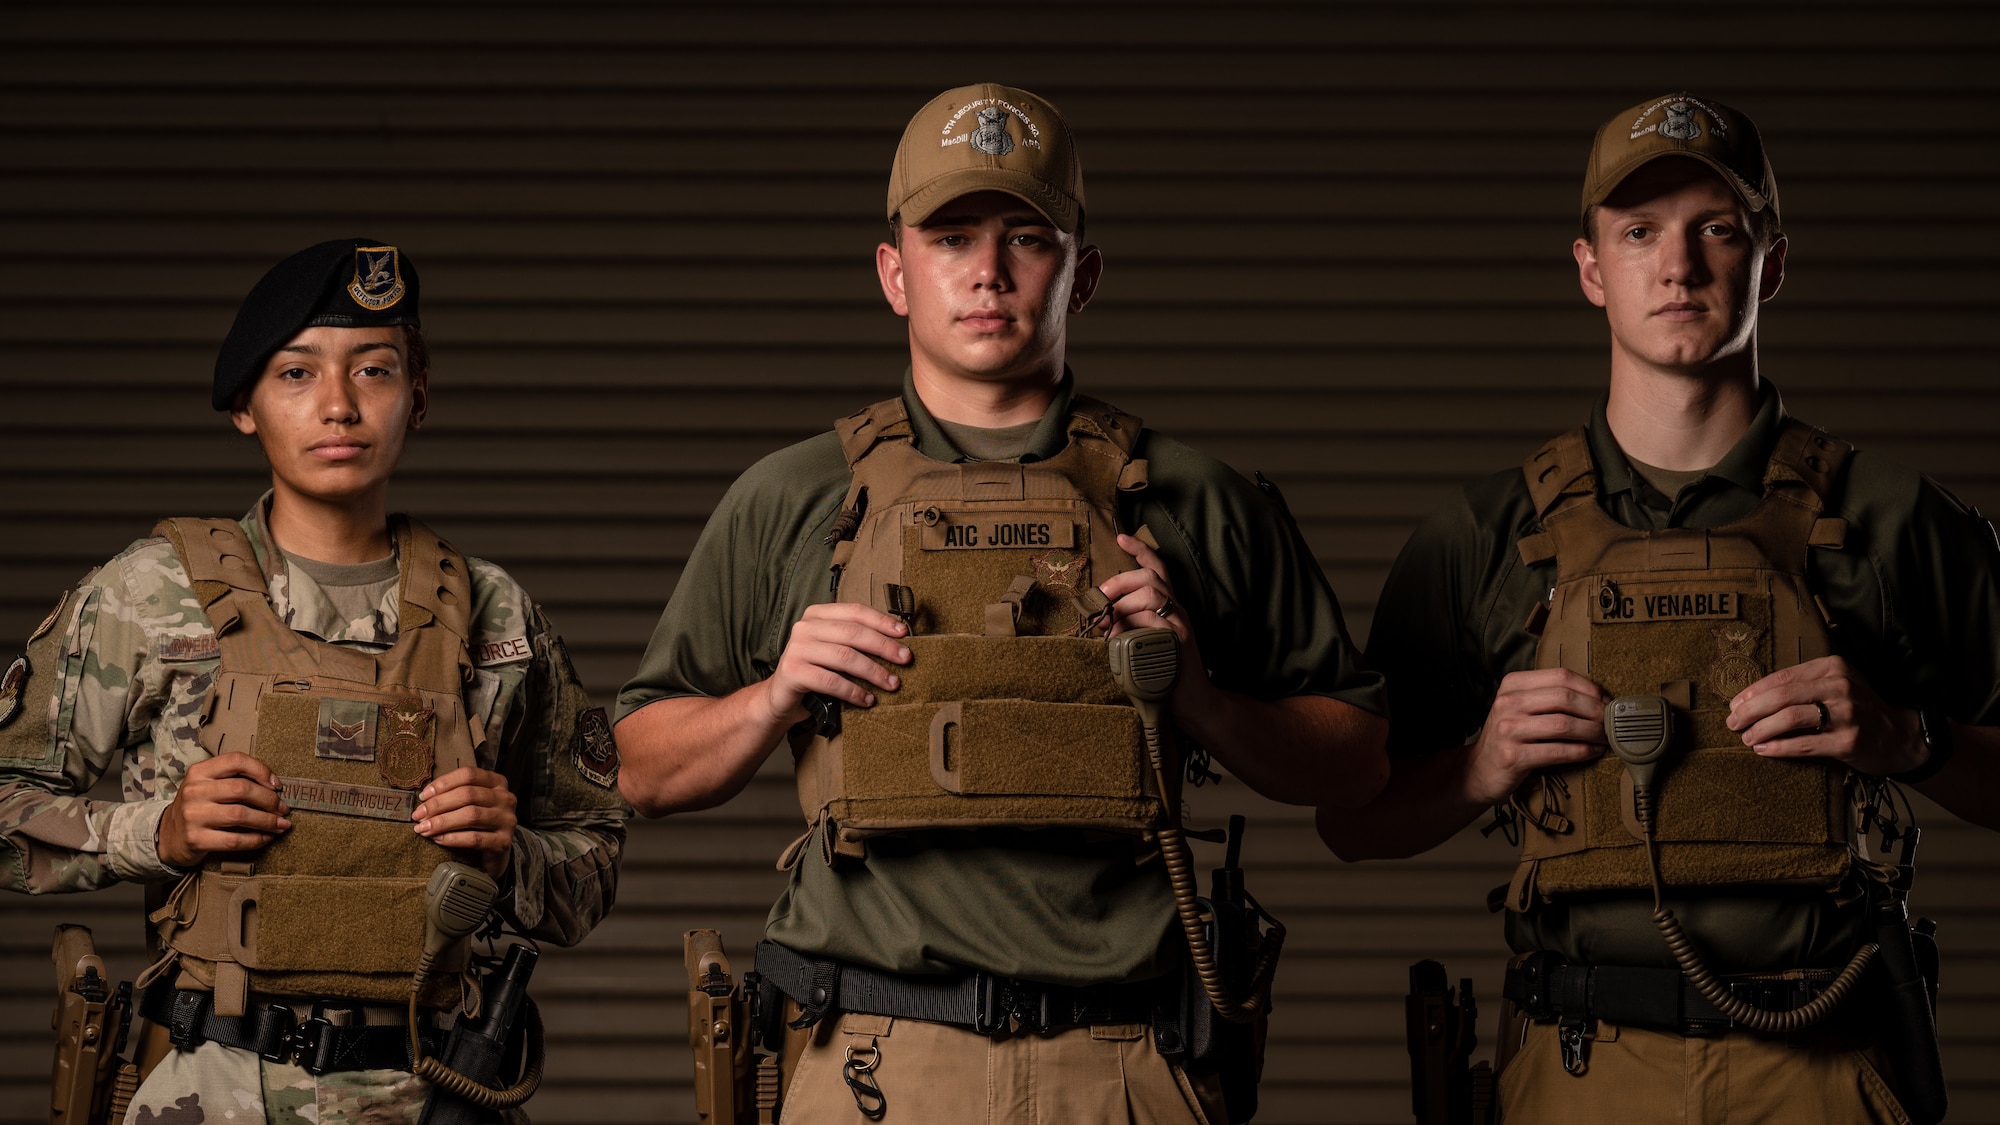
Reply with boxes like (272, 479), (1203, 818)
(1502, 951), (1838, 1036)
(139, 982), (436, 1074)
(755, 940), (1163, 1036)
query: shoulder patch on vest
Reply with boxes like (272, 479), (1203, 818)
(574, 706), (619, 788)
(473, 637), (532, 667)
(0, 655), (26, 727)
(29, 592), (69, 645)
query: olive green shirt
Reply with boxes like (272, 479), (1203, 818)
(1369, 382), (2000, 970)
(620, 371), (1385, 985)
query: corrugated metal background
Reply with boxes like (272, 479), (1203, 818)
(3, 3), (1996, 1122)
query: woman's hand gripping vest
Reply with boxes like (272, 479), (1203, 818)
(148, 516), (483, 1016)
(791, 395), (1167, 865)
(1505, 421), (1861, 912)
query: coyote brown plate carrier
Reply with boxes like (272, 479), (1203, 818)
(1506, 421), (1858, 910)
(791, 395), (1164, 863)
(150, 516), (480, 1015)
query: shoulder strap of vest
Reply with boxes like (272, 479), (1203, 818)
(394, 516), (474, 640)
(1521, 428), (1597, 519)
(1066, 394), (1143, 461)
(1764, 418), (1854, 508)
(152, 517), (268, 610)
(835, 398), (915, 467)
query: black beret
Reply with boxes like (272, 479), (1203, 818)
(212, 238), (422, 410)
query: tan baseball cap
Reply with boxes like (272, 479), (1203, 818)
(1583, 93), (1778, 221)
(887, 83), (1085, 234)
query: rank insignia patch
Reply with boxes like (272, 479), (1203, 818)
(348, 246), (407, 311)
(0, 655), (26, 728)
(575, 706), (619, 788)
(316, 698), (378, 761)
(377, 700), (436, 790)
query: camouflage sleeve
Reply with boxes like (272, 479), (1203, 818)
(466, 559), (628, 946)
(0, 548), (191, 893)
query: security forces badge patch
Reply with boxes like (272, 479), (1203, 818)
(377, 699), (436, 790)
(575, 707), (619, 789)
(971, 106), (1016, 156)
(348, 245), (407, 311)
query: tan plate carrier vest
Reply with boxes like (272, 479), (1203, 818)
(791, 395), (1167, 864)
(1505, 420), (1859, 911)
(149, 516), (480, 1016)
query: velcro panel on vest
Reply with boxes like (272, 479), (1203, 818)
(831, 701), (1155, 829)
(876, 635), (1129, 707)
(228, 875), (439, 974)
(900, 525), (1085, 636)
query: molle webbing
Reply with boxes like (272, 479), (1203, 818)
(150, 515), (477, 1013)
(797, 396), (1161, 861)
(1507, 421), (1858, 910)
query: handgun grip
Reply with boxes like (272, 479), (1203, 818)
(686, 929), (731, 992)
(51, 925), (102, 995)
(50, 926), (113, 1125)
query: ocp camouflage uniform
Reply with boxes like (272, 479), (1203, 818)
(0, 495), (629, 1124)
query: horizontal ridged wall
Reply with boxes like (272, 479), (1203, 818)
(3, 4), (1996, 1122)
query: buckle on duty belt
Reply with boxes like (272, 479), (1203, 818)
(974, 974), (1054, 1035)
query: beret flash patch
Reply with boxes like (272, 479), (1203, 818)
(0, 655), (26, 728)
(348, 246), (407, 311)
(575, 707), (619, 788)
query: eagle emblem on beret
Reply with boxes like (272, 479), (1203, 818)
(348, 245), (407, 311)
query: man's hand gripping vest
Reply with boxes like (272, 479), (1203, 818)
(790, 395), (1165, 864)
(148, 516), (483, 1016)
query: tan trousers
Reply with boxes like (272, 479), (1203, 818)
(779, 1012), (1227, 1124)
(1497, 1017), (1912, 1124)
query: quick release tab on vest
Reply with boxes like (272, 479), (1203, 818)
(275, 775), (419, 821)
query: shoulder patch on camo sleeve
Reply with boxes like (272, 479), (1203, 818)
(575, 707), (619, 788)
(0, 655), (26, 727)
(473, 637), (533, 667)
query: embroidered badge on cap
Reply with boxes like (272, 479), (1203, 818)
(575, 706), (619, 788)
(0, 655), (27, 728)
(377, 699), (436, 790)
(317, 698), (378, 762)
(971, 106), (1015, 156)
(348, 246), (407, 311)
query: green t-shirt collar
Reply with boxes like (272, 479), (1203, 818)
(899, 366), (1079, 464)
(1585, 379), (1791, 510)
